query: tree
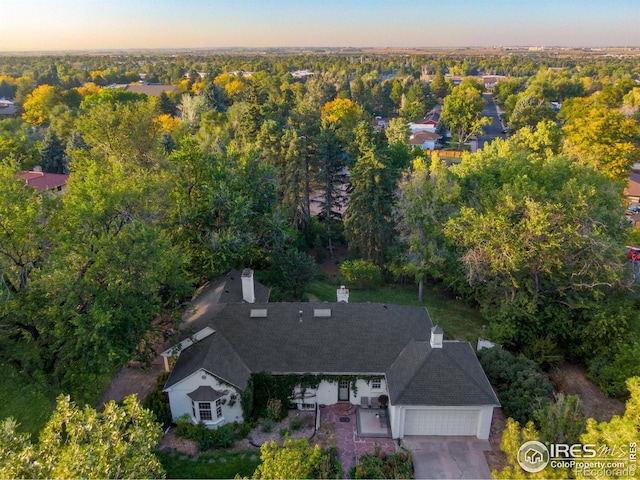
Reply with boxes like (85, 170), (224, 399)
(266, 249), (315, 300)
(492, 418), (570, 479)
(0, 160), (51, 295)
(315, 122), (347, 256)
(562, 99), (640, 182)
(447, 144), (630, 352)
(21, 84), (64, 125)
(395, 156), (460, 298)
(0, 394), (165, 479)
(508, 94), (556, 133)
(576, 377), (640, 480)
(39, 128), (67, 173)
(441, 84), (491, 149)
(155, 91), (177, 116)
(252, 438), (323, 480)
(400, 81), (428, 122)
(385, 117), (411, 146)
(430, 70), (450, 99)
(533, 393), (586, 445)
(344, 123), (396, 265)
(178, 93), (206, 127)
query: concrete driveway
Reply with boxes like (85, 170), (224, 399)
(401, 436), (492, 479)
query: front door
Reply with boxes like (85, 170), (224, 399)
(338, 380), (350, 401)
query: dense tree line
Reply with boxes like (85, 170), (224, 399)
(0, 51), (639, 409)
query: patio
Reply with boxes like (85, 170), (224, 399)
(356, 408), (391, 437)
(320, 405), (397, 475)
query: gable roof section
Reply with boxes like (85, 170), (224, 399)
(166, 302), (433, 389)
(166, 330), (251, 390)
(387, 340), (499, 406)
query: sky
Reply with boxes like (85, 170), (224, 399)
(0, 0), (638, 52)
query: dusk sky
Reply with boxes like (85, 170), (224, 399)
(1, 0), (638, 52)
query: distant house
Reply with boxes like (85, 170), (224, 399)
(371, 117), (392, 132)
(19, 168), (69, 193)
(0, 98), (17, 117)
(625, 172), (640, 204)
(409, 131), (442, 151)
(482, 75), (506, 90)
(409, 107), (441, 134)
(162, 269), (500, 440)
(291, 70), (315, 79)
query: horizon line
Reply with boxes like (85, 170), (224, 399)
(2, 45), (640, 55)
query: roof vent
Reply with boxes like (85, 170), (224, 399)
(250, 309), (268, 318)
(313, 309), (331, 318)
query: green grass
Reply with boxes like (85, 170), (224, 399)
(157, 450), (261, 479)
(0, 363), (56, 438)
(306, 280), (488, 343)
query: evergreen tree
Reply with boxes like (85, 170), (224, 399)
(344, 123), (395, 265)
(40, 128), (66, 174)
(156, 91), (177, 116)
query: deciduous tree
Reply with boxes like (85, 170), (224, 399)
(0, 395), (164, 479)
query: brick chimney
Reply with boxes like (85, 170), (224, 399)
(241, 268), (255, 303)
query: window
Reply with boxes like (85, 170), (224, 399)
(372, 379), (382, 390)
(198, 402), (212, 421)
(215, 398), (223, 418)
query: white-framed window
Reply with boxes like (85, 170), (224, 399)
(215, 398), (223, 418)
(299, 403), (316, 411)
(371, 379), (382, 390)
(199, 402), (213, 421)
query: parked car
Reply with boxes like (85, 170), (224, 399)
(626, 246), (640, 261)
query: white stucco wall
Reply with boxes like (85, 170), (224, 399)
(165, 369), (244, 428)
(292, 377), (388, 408)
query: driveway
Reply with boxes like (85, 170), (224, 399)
(401, 436), (492, 479)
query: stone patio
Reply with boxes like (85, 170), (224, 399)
(320, 405), (397, 476)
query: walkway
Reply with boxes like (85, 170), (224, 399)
(320, 405), (397, 477)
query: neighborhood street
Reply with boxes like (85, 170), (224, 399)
(478, 93), (506, 149)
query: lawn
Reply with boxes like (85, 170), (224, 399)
(0, 363), (56, 438)
(306, 280), (488, 343)
(156, 450), (260, 479)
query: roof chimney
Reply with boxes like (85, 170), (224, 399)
(430, 325), (443, 349)
(241, 268), (255, 303)
(337, 285), (349, 303)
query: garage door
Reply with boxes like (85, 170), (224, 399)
(404, 409), (479, 436)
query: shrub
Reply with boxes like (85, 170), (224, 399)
(339, 259), (383, 289)
(262, 418), (274, 433)
(290, 416), (304, 431)
(266, 398), (282, 420)
(142, 371), (173, 429)
(350, 450), (414, 479)
(174, 416), (236, 451)
(478, 347), (554, 424)
(279, 428), (290, 437)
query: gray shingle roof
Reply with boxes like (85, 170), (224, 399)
(165, 301), (499, 407)
(387, 341), (499, 406)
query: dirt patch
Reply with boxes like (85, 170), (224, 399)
(484, 403), (509, 473)
(99, 356), (164, 407)
(549, 362), (625, 422)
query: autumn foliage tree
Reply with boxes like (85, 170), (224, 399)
(0, 394), (164, 479)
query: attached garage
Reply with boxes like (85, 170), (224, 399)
(403, 409), (479, 436)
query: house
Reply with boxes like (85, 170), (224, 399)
(162, 269), (500, 440)
(409, 131), (442, 151)
(18, 168), (69, 193)
(409, 107), (441, 134)
(0, 98), (17, 117)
